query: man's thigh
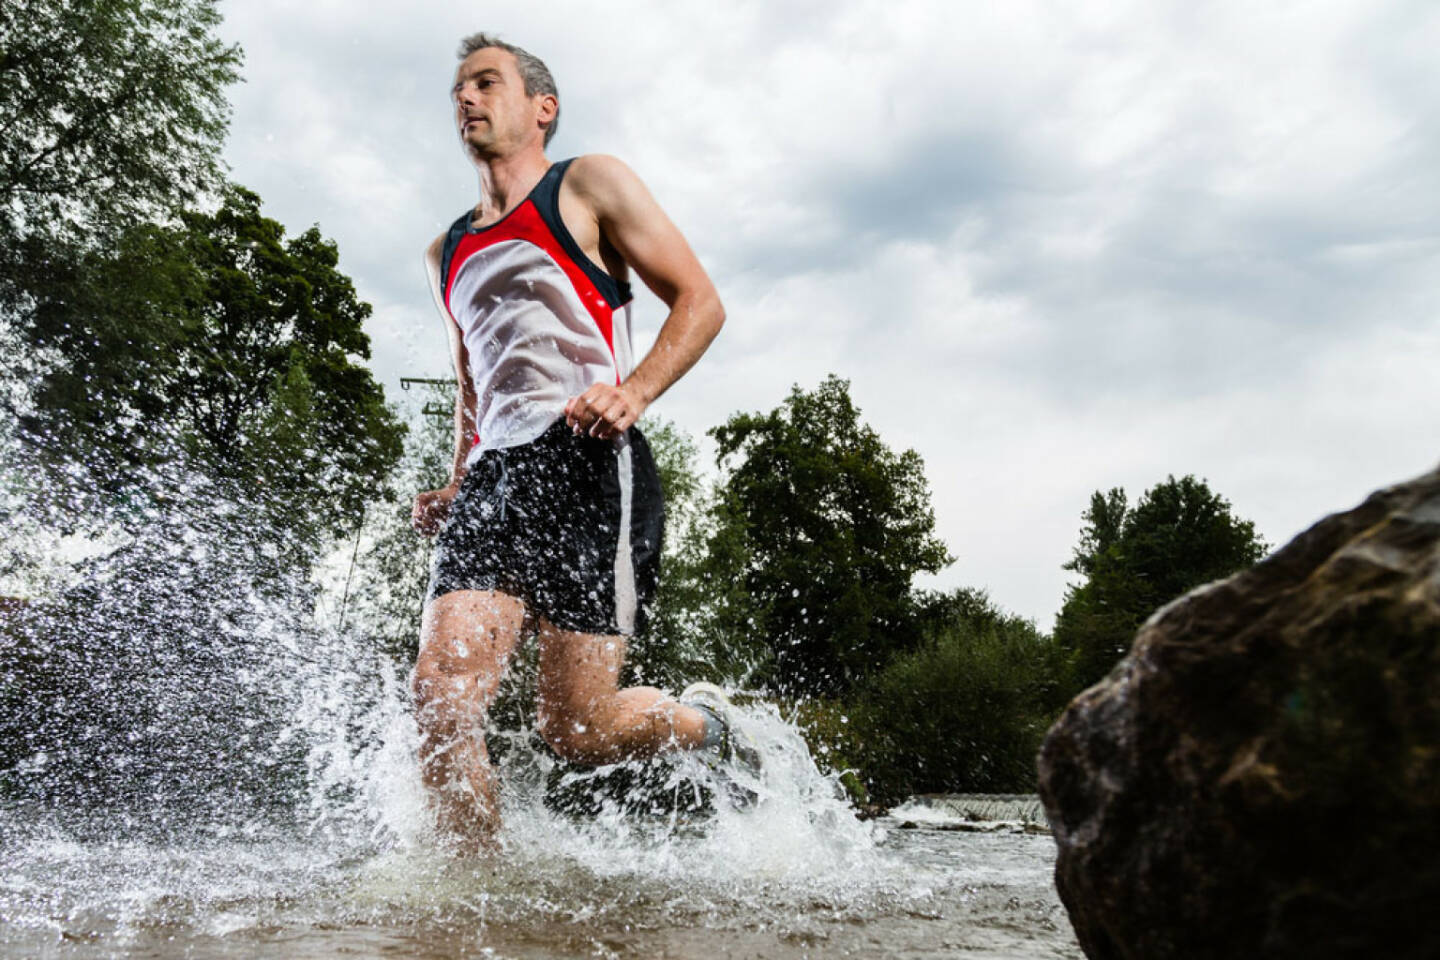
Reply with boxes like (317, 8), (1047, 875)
(414, 590), (527, 710)
(535, 617), (628, 717)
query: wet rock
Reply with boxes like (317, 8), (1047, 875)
(853, 803), (889, 821)
(1038, 467), (1440, 960)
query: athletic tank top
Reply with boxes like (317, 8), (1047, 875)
(440, 158), (636, 463)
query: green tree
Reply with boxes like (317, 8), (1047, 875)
(17, 185), (405, 538)
(703, 375), (952, 697)
(0, 0), (240, 312)
(847, 587), (1065, 800)
(1054, 474), (1268, 691)
(1063, 487), (1127, 579)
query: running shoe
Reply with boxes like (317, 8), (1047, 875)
(679, 682), (764, 790)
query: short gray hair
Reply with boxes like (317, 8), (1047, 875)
(457, 33), (559, 146)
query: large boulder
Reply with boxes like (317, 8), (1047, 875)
(1038, 468), (1440, 959)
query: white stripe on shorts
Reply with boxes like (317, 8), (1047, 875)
(613, 435), (638, 634)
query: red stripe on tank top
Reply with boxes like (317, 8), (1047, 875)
(444, 200), (619, 382)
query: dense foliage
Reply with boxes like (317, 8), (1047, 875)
(1054, 475), (1269, 690)
(0, 0), (240, 312)
(846, 589), (1066, 800)
(701, 376), (952, 697)
(17, 186), (405, 538)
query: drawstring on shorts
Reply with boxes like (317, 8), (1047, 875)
(487, 450), (527, 522)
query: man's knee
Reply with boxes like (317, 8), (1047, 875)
(536, 702), (615, 763)
(411, 647), (506, 729)
(415, 591), (524, 699)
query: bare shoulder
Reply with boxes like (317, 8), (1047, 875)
(566, 153), (638, 187)
(564, 154), (652, 211)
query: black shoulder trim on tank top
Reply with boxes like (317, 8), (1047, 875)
(438, 210), (471, 307)
(534, 158), (634, 308)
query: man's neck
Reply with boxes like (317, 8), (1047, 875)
(472, 148), (551, 226)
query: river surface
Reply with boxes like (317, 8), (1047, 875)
(2, 703), (1080, 959)
(1, 818), (1076, 959)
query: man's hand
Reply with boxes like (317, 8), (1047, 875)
(412, 482), (462, 536)
(565, 382), (646, 440)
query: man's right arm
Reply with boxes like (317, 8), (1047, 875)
(412, 234), (477, 536)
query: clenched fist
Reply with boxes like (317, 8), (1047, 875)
(564, 382), (646, 440)
(412, 482), (462, 536)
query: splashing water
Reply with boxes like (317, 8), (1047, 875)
(0, 451), (1078, 958)
(1, 645), (1078, 957)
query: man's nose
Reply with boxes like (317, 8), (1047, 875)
(455, 83), (479, 108)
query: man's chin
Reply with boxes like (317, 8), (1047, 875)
(462, 136), (497, 158)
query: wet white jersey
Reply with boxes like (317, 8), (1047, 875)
(440, 159), (635, 463)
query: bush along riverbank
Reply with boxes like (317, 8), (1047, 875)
(791, 587), (1072, 807)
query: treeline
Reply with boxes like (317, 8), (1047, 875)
(2, 0), (404, 539)
(635, 382), (1267, 802)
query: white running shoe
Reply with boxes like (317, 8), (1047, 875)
(679, 682), (765, 791)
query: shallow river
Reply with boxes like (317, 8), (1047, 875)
(2, 702), (1080, 959)
(1, 818), (1077, 959)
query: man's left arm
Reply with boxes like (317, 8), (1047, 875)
(563, 155), (725, 439)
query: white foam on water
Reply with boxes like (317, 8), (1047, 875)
(890, 798), (969, 825)
(0, 660), (1075, 957)
(504, 704), (881, 881)
(334, 689), (944, 930)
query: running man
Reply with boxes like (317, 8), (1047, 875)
(410, 33), (751, 849)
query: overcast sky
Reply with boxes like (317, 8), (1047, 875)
(219, 0), (1438, 627)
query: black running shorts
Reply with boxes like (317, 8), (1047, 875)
(426, 418), (664, 636)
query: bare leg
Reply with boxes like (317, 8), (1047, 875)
(535, 618), (708, 764)
(411, 589), (525, 850)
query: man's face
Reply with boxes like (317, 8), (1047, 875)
(452, 47), (549, 156)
